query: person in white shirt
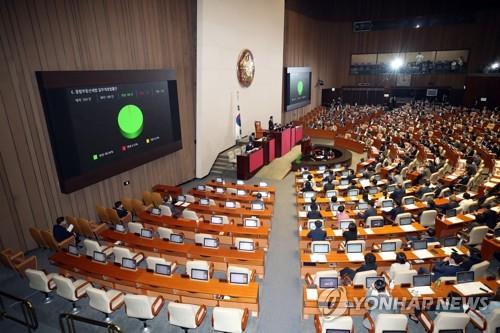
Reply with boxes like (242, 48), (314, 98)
(458, 192), (476, 212)
(389, 252), (411, 279)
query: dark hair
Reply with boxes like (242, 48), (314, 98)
(348, 222), (357, 232)
(365, 253), (376, 264)
(338, 205), (345, 212)
(307, 175), (313, 181)
(396, 252), (407, 264)
(463, 192), (471, 200)
(450, 252), (464, 264)
(368, 200), (374, 207)
(427, 227), (435, 237)
(56, 216), (65, 225)
(331, 196), (338, 203)
(314, 220), (322, 228)
(374, 278), (386, 292)
(425, 180), (431, 187)
(114, 201), (122, 208)
(310, 203), (318, 211)
(256, 193), (262, 199)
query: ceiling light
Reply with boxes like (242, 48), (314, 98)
(390, 58), (404, 71)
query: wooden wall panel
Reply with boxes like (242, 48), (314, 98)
(284, 7), (500, 121)
(0, 0), (196, 251)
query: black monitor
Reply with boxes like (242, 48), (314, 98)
(122, 257), (137, 270)
(211, 215), (224, 225)
(140, 228), (153, 239)
(68, 244), (79, 256)
(399, 216), (412, 226)
(436, 330), (462, 333)
(443, 237), (459, 247)
(319, 277), (338, 289)
(369, 187), (378, 195)
(370, 219), (384, 228)
(251, 202), (264, 210)
(191, 268), (209, 281)
(229, 272), (249, 285)
(115, 224), (126, 232)
(412, 240), (428, 250)
(381, 242), (396, 252)
(203, 238), (219, 248)
(456, 271), (474, 284)
(93, 251), (106, 263)
(366, 276), (384, 287)
(357, 202), (369, 210)
(170, 233), (184, 244)
(346, 243), (362, 253)
(155, 263), (172, 276)
(382, 200), (393, 208)
(413, 274), (431, 287)
(445, 209), (457, 218)
(238, 241), (255, 252)
(243, 218), (259, 228)
(403, 197), (415, 205)
(312, 243), (330, 254)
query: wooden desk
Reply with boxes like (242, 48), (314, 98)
(151, 184), (183, 196)
(188, 203), (273, 219)
(435, 214), (476, 238)
(481, 236), (500, 261)
(50, 252), (260, 316)
(100, 229), (266, 277)
(188, 189), (275, 205)
(356, 158), (376, 172)
(205, 181), (276, 194)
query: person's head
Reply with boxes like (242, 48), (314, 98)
(463, 192), (471, 200)
(338, 205), (345, 212)
(327, 178), (332, 184)
(114, 201), (122, 209)
(427, 227), (435, 237)
(307, 175), (313, 181)
(348, 222), (357, 232)
(368, 200), (374, 207)
(425, 180), (431, 187)
(449, 194), (457, 202)
(314, 220), (322, 229)
(270, 116), (273, 120)
(256, 193), (262, 199)
(450, 252), (464, 265)
(365, 253), (376, 265)
(310, 203), (318, 211)
(396, 252), (407, 264)
(56, 216), (65, 225)
(331, 196), (338, 203)
(374, 278), (386, 292)
(311, 197), (317, 203)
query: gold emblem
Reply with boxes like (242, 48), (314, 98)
(237, 49), (255, 87)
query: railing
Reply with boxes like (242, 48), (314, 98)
(59, 313), (122, 333)
(0, 290), (38, 332)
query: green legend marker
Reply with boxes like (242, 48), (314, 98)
(118, 104), (144, 139)
(297, 80), (304, 96)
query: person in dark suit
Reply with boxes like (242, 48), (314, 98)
(113, 201), (129, 219)
(268, 116), (274, 131)
(479, 203), (499, 229)
(430, 252), (466, 281)
(340, 253), (377, 281)
(307, 204), (322, 219)
(389, 202), (405, 221)
(439, 195), (459, 213)
(302, 175), (314, 192)
(416, 181), (433, 199)
(390, 184), (406, 205)
(323, 179), (334, 191)
(358, 200), (376, 221)
(52, 216), (76, 243)
(307, 221), (327, 241)
(343, 222), (358, 242)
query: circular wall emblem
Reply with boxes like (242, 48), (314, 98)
(237, 49), (255, 87)
(118, 104), (144, 139)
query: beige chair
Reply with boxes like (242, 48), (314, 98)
(86, 286), (124, 322)
(234, 237), (255, 251)
(96, 205), (111, 224)
(78, 218), (106, 239)
(185, 194), (196, 203)
(352, 270), (378, 287)
(128, 222), (144, 235)
(419, 311), (469, 333)
(366, 216), (385, 228)
(112, 246), (144, 265)
(227, 265), (255, 285)
(463, 226), (489, 247)
(182, 209), (200, 222)
(145, 256), (177, 273)
(151, 192), (163, 207)
(157, 227), (173, 240)
(391, 269), (417, 286)
(194, 233), (217, 245)
(159, 205), (173, 217)
(53, 275), (91, 313)
(121, 197), (134, 213)
(186, 260), (214, 280)
(124, 294), (164, 331)
(364, 313), (408, 333)
(304, 270), (338, 288)
(25, 268), (57, 303)
(467, 307), (500, 333)
(420, 210), (437, 227)
(471, 260), (490, 278)
(394, 212), (412, 225)
(168, 302), (207, 332)
(314, 315), (353, 333)
(0, 249), (37, 277)
(212, 307), (249, 333)
(29, 227), (47, 249)
(107, 207), (131, 225)
(421, 192), (435, 201)
(84, 239), (113, 258)
(40, 230), (74, 251)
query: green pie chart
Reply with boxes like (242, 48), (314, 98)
(297, 80), (304, 96)
(118, 104), (143, 139)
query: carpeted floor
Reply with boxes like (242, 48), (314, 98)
(254, 145), (301, 180)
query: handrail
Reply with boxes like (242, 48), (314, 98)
(59, 313), (122, 333)
(0, 290), (38, 332)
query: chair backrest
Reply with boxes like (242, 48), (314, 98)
(314, 270), (338, 286)
(128, 222), (144, 235)
(422, 192), (435, 201)
(374, 313), (408, 333)
(321, 315), (353, 333)
(213, 307), (245, 333)
(131, 199), (146, 215)
(420, 210), (437, 227)
(121, 198), (134, 212)
(227, 265), (252, 284)
(467, 226), (489, 245)
(352, 270), (377, 287)
(124, 294), (154, 319)
(393, 212), (411, 225)
(84, 239), (102, 257)
(470, 260), (490, 278)
(185, 195), (196, 203)
(392, 269), (417, 286)
(25, 269), (52, 293)
(186, 260), (210, 277)
(143, 191), (153, 206)
(146, 256), (169, 271)
(346, 240), (366, 252)
(96, 205), (110, 223)
(157, 227), (173, 240)
(487, 308), (500, 333)
(65, 216), (81, 234)
(40, 230), (59, 250)
(194, 233), (216, 245)
(78, 218), (96, 239)
(159, 205), (172, 217)
(182, 210), (199, 221)
(226, 188), (238, 195)
(168, 302), (200, 328)
(29, 228), (47, 249)
(433, 312), (469, 333)
(86, 287), (111, 313)
(366, 216), (385, 228)
(439, 188), (451, 198)
(106, 208), (121, 225)
(112, 247), (134, 264)
(151, 192), (163, 207)
(53, 275), (77, 300)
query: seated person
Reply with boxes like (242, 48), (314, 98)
(459, 192), (475, 211)
(390, 184), (406, 205)
(306, 203), (322, 219)
(307, 221), (326, 241)
(248, 132), (256, 143)
(340, 253), (377, 281)
(113, 201), (129, 219)
(329, 195), (338, 211)
(342, 222), (358, 242)
(363, 279), (395, 329)
(476, 203), (499, 229)
(245, 140), (254, 152)
(425, 252), (466, 282)
(407, 227), (437, 245)
(336, 205), (349, 220)
(388, 202), (405, 221)
(53, 216), (78, 243)
(323, 178), (334, 191)
(357, 200), (376, 221)
(416, 181), (433, 199)
(302, 175), (314, 192)
(389, 252), (411, 279)
(251, 193), (265, 209)
(439, 194), (459, 213)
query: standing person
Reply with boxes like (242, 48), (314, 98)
(268, 116), (274, 131)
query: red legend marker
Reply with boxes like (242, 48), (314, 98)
(121, 146), (127, 152)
